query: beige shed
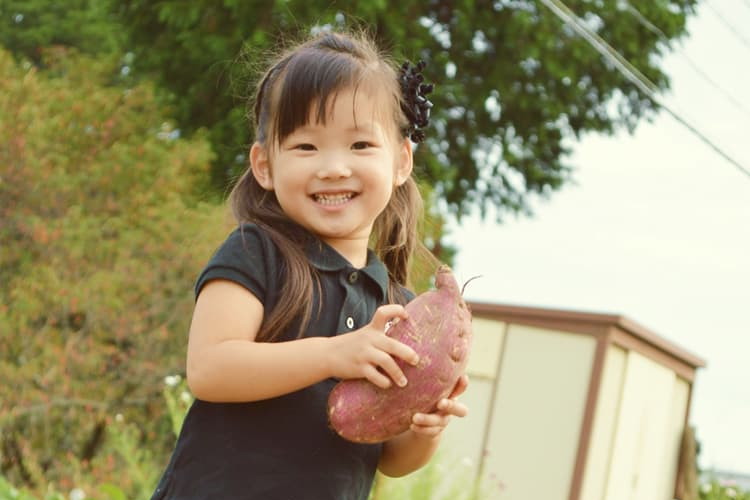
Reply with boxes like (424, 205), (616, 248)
(380, 301), (705, 500)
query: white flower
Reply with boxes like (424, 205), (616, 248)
(180, 390), (193, 404)
(726, 487), (737, 498)
(115, 413), (124, 423)
(461, 457), (474, 467)
(164, 374), (181, 387)
(70, 488), (86, 500)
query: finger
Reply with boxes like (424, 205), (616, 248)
(409, 424), (444, 437)
(381, 336), (419, 366)
(412, 412), (451, 428)
(363, 365), (392, 390)
(370, 304), (408, 331)
(447, 374), (469, 399)
(437, 398), (468, 418)
(373, 350), (408, 388)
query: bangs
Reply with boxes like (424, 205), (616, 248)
(268, 48), (400, 146)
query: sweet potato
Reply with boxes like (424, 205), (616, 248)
(327, 265), (473, 443)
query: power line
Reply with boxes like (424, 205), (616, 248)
(537, 0), (750, 181)
(623, 1), (750, 119)
(705, 1), (750, 51)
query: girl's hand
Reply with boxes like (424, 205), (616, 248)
(409, 374), (469, 437)
(328, 304), (420, 389)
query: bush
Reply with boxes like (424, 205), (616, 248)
(1, 378), (193, 500)
(0, 46), (227, 496)
(700, 480), (750, 500)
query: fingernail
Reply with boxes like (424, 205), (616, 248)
(399, 378), (407, 387)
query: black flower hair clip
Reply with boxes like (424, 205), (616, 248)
(399, 60), (434, 143)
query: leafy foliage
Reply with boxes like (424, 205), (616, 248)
(0, 46), (228, 492)
(0, 0), (123, 66)
(0, 379), (193, 499)
(2, 0), (700, 257)
(108, 0), (698, 218)
(699, 480), (750, 500)
(370, 455), (490, 500)
(700, 481), (750, 500)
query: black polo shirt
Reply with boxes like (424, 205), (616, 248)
(151, 223), (412, 500)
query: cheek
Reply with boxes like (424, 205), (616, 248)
(273, 172), (305, 202)
(268, 159), (297, 187)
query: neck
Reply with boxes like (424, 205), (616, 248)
(323, 237), (369, 268)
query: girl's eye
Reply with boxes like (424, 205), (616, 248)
(352, 141), (373, 150)
(295, 143), (316, 151)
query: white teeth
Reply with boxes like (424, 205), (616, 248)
(314, 193), (354, 205)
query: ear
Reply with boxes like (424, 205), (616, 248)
(394, 138), (414, 186)
(250, 142), (274, 190)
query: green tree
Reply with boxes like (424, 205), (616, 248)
(2, 0), (699, 254)
(0, 46), (228, 493)
(107, 0), (698, 217)
(0, 0), (123, 65)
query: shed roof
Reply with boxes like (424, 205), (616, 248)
(468, 301), (706, 372)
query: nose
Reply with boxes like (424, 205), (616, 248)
(316, 152), (352, 180)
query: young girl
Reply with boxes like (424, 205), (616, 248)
(151, 29), (469, 500)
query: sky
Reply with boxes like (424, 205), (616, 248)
(447, 0), (750, 475)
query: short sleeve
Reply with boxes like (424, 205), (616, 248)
(194, 224), (276, 304)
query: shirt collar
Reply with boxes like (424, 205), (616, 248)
(360, 251), (390, 302)
(304, 237), (389, 302)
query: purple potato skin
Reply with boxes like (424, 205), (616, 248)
(328, 266), (472, 443)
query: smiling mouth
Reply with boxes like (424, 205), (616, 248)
(312, 192), (356, 205)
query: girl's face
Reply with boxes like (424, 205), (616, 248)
(251, 88), (413, 260)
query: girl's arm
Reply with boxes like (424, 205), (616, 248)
(186, 279), (420, 402)
(378, 375), (469, 477)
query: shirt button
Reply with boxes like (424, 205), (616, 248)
(346, 316), (354, 329)
(348, 271), (359, 284)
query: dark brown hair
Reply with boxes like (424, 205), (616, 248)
(230, 29), (436, 342)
